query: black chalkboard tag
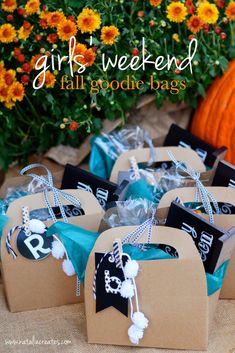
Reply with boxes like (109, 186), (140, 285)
(61, 164), (121, 209)
(138, 161), (173, 170)
(212, 160), (235, 188)
(95, 252), (128, 316)
(16, 228), (53, 261)
(165, 201), (234, 273)
(29, 204), (85, 221)
(164, 124), (227, 168)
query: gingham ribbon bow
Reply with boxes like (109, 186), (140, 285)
(20, 163), (82, 224)
(168, 150), (220, 224)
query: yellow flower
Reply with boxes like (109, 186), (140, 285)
(167, 2), (188, 23)
(149, 0), (162, 7)
(172, 33), (180, 42)
(4, 100), (15, 109)
(101, 26), (120, 45)
(18, 25), (33, 41)
(25, 0), (40, 15)
(225, 2), (235, 20)
(8, 81), (25, 102)
(47, 11), (66, 28)
(1, 0), (17, 12)
(38, 71), (56, 88)
(197, 2), (219, 24)
(77, 8), (101, 34)
(57, 19), (77, 41)
(0, 24), (16, 43)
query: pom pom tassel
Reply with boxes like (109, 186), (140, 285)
(120, 279), (135, 298)
(128, 325), (144, 345)
(62, 259), (76, 276)
(29, 219), (46, 234)
(132, 312), (149, 330)
(51, 240), (65, 259)
(123, 260), (139, 279)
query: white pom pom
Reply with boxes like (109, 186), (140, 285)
(29, 219), (46, 234)
(128, 324), (144, 345)
(51, 240), (65, 259)
(132, 312), (149, 329)
(120, 279), (135, 298)
(123, 260), (139, 279)
(62, 259), (75, 276)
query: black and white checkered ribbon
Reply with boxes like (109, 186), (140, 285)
(20, 164), (81, 224)
(129, 156), (141, 181)
(6, 206), (32, 259)
(168, 150), (219, 224)
(92, 213), (155, 299)
(113, 240), (123, 269)
(122, 212), (155, 246)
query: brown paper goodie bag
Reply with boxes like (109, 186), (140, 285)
(84, 225), (218, 350)
(110, 146), (206, 183)
(157, 186), (235, 299)
(1, 189), (104, 312)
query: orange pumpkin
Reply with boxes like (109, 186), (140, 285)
(191, 61), (235, 165)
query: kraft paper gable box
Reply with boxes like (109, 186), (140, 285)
(110, 146), (206, 183)
(157, 186), (235, 299)
(1, 189), (104, 312)
(85, 225), (220, 350)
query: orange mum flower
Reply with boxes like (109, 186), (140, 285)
(101, 26), (120, 45)
(38, 71), (56, 88)
(0, 24), (16, 43)
(25, 0), (40, 15)
(167, 2), (188, 23)
(57, 19), (77, 41)
(187, 15), (203, 32)
(39, 11), (49, 29)
(0, 62), (6, 76)
(149, 0), (162, 7)
(77, 8), (101, 34)
(225, 2), (235, 20)
(73, 43), (87, 60)
(18, 24), (33, 40)
(8, 81), (25, 102)
(47, 33), (58, 44)
(79, 48), (96, 67)
(1, 0), (17, 12)
(1, 69), (16, 86)
(47, 11), (66, 28)
(0, 84), (9, 102)
(31, 54), (45, 68)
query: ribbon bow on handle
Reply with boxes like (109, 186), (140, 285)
(20, 163), (82, 224)
(168, 151), (220, 224)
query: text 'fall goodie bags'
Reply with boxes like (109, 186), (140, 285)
(1, 164), (104, 312)
(85, 224), (220, 350)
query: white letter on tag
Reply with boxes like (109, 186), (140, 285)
(24, 234), (51, 260)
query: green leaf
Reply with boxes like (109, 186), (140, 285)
(197, 83), (206, 97)
(219, 56), (229, 71)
